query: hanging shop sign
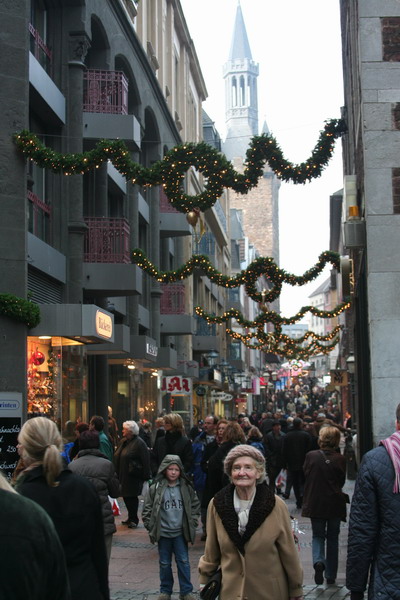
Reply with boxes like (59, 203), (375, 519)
(95, 310), (113, 340)
(330, 370), (348, 386)
(162, 376), (192, 394)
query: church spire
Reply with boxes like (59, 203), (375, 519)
(223, 3), (259, 161)
(229, 3), (252, 61)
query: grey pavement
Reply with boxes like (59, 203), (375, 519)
(108, 477), (356, 599)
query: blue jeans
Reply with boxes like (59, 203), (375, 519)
(158, 535), (193, 596)
(311, 517), (341, 580)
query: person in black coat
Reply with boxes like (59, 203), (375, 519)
(151, 413), (193, 475)
(346, 403), (400, 600)
(0, 473), (71, 600)
(201, 421), (246, 517)
(282, 417), (312, 508)
(15, 417), (109, 600)
(69, 429), (121, 562)
(302, 426), (347, 586)
(264, 420), (286, 493)
(113, 420), (151, 528)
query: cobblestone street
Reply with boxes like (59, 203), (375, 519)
(109, 479), (355, 599)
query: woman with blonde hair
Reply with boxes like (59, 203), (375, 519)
(198, 445), (303, 599)
(301, 425), (347, 586)
(152, 412), (193, 475)
(201, 421), (246, 517)
(15, 417), (109, 600)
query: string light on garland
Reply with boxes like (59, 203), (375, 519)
(0, 293), (40, 328)
(131, 248), (341, 304)
(14, 118), (346, 214)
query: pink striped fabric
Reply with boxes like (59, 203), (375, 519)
(381, 431), (400, 493)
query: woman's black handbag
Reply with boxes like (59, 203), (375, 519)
(200, 568), (222, 600)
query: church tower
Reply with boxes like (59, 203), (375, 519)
(223, 2), (259, 160)
(223, 2), (280, 265)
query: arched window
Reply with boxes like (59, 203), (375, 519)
(239, 76), (245, 106)
(232, 76), (237, 107)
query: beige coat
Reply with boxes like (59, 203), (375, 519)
(198, 485), (303, 600)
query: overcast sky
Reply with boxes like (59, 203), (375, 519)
(180, 0), (344, 319)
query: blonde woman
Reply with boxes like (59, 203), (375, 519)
(152, 413), (193, 475)
(15, 417), (109, 600)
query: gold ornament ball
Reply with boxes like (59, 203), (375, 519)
(186, 211), (199, 226)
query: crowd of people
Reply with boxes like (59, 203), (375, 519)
(2, 400), (400, 600)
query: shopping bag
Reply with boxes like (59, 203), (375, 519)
(109, 496), (121, 516)
(276, 468), (287, 490)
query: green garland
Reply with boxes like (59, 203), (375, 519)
(195, 302), (350, 329)
(0, 294), (40, 328)
(14, 118), (346, 214)
(226, 325), (342, 360)
(132, 249), (341, 303)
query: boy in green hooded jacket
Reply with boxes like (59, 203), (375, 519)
(142, 454), (200, 600)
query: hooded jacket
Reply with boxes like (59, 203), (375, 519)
(346, 440), (400, 599)
(142, 454), (200, 544)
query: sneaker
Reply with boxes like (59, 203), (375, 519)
(179, 595), (196, 600)
(127, 521), (138, 529)
(121, 519), (130, 525)
(326, 578), (336, 585)
(157, 595), (171, 600)
(314, 562), (325, 585)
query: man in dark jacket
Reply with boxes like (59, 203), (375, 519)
(0, 481), (70, 600)
(264, 420), (286, 493)
(346, 403), (400, 600)
(282, 417), (312, 508)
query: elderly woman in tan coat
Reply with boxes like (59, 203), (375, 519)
(198, 445), (303, 600)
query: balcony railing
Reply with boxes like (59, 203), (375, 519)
(28, 190), (51, 244)
(195, 315), (217, 336)
(83, 69), (128, 115)
(84, 217), (131, 263)
(159, 187), (181, 213)
(160, 283), (186, 314)
(29, 23), (52, 74)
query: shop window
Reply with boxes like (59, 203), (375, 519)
(27, 337), (88, 430)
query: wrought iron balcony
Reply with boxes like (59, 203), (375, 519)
(29, 23), (52, 75)
(83, 69), (128, 115)
(28, 190), (51, 244)
(159, 187), (181, 213)
(195, 314), (217, 336)
(160, 283), (186, 314)
(84, 217), (130, 263)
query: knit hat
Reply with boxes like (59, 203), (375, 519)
(224, 444), (266, 483)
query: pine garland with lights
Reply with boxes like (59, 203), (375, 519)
(195, 302), (350, 328)
(0, 293), (40, 328)
(226, 325), (343, 359)
(14, 118), (346, 213)
(132, 248), (341, 303)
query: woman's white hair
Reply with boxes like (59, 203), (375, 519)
(224, 444), (266, 484)
(123, 420), (139, 436)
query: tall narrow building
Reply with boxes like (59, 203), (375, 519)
(223, 2), (280, 264)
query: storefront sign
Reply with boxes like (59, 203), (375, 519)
(0, 392), (22, 480)
(162, 376), (192, 393)
(146, 342), (158, 357)
(95, 310), (113, 339)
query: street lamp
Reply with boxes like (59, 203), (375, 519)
(346, 354), (355, 375)
(206, 350), (219, 367)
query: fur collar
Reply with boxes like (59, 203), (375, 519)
(213, 482), (275, 555)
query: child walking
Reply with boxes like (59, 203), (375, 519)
(142, 454), (200, 600)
